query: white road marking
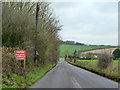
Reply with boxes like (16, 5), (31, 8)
(71, 77), (82, 88)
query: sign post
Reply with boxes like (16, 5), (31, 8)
(15, 51), (26, 69)
(24, 60), (25, 70)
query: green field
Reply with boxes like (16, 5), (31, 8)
(59, 44), (113, 56)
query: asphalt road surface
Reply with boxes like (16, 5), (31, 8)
(29, 58), (118, 88)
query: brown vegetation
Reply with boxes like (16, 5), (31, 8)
(97, 52), (113, 69)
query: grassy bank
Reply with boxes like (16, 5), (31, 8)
(60, 44), (113, 56)
(2, 64), (56, 88)
(66, 59), (119, 82)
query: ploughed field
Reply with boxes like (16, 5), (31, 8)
(81, 48), (116, 54)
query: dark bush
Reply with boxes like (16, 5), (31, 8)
(113, 48), (120, 60)
(65, 54), (67, 60)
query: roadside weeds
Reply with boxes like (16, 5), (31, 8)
(66, 60), (119, 82)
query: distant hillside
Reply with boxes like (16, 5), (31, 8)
(60, 40), (113, 46)
(59, 44), (115, 56)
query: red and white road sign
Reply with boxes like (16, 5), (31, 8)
(15, 51), (26, 60)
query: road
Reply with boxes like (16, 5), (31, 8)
(29, 58), (118, 88)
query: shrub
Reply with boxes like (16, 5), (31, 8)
(113, 48), (120, 60)
(97, 52), (112, 69)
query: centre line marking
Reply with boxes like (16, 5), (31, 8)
(71, 77), (82, 88)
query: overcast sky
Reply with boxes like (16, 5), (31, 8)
(51, 2), (118, 46)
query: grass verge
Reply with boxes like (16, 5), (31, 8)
(2, 64), (56, 89)
(66, 59), (119, 82)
